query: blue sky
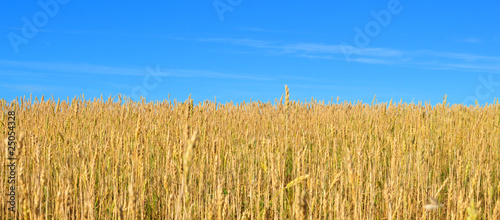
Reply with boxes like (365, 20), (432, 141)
(1, 0), (500, 105)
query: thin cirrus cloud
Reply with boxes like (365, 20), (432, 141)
(237, 27), (287, 33)
(453, 38), (482, 44)
(0, 60), (146, 76)
(295, 54), (395, 65)
(0, 59), (272, 80)
(194, 37), (500, 73)
(236, 27), (311, 35)
(0, 59), (277, 94)
(0, 84), (56, 93)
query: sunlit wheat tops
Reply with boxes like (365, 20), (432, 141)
(285, 84), (290, 111)
(0, 92), (499, 219)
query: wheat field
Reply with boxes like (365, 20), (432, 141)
(1, 88), (500, 219)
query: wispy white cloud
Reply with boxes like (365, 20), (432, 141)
(432, 63), (500, 72)
(423, 51), (500, 62)
(295, 54), (393, 64)
(236, 27), (310, 34)
(237, 27), (287, 33)
(1, 27), (114, 35)
(196, 38), (274, 48)
(166, 69), (273, 81)
(0, 60), (278, 95)
(194, 37), (500, 73)
(0, 60), (145, 76)
(1, 27), (186, 41)
(0, 84), (56, 93)
(0, 60), (274, 80)
(290, 83), (367, 91)
(454, 38), (482, 44)
(197, 38), (405, 57)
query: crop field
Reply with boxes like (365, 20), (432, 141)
(1, 89), (500, 219)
